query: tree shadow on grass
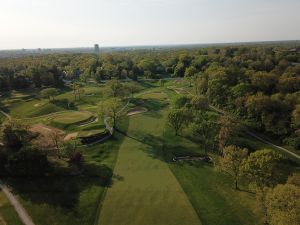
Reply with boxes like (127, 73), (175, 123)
(5, 164), (112, 209)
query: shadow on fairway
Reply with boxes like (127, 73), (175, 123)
(116, 129), (166, 161)
(5, 163), (113, 209)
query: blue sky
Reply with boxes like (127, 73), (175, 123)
(0, 0), (299, 49)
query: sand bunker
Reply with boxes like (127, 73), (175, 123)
(64, 132), (78, 141)
(127, 107), (148, 116)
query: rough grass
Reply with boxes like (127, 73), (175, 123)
(163, 126), (264, 225)
(98, 102), (201, 225)
(0, 190), (23, 225)
(6, 129), (126, 225)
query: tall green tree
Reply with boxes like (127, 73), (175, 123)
(242, 149), (282, 221)
(219, 145), (248, 189)
(192, 112), (217, 157)
(40, 88), (59, 101)
(168, 108), (191, 136)
(266, 183), (300, 225)
(184, 66), (197, 87)
(99, 97), (124, 128)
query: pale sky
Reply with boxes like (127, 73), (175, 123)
(0, 0), (300, 49)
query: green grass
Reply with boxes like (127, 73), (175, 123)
(0, 190), (23, 225)
(98, 98), (201, 225)
(78, 129), (107, 138)
(6, 130), (126, 225)
(163, 127), (264, 225)
(52, 111), (93, 125)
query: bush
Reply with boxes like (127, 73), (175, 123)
(7, 148), (49, 177)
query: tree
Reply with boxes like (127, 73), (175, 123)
(72, 83), (84, 100)
(242, 149), (282, 220)
(291, 105), (300, 130)
(63, 140), (84, 170)
(99, 98), (124, 128)
(1, 121), (34, 152)
(218, 115), (242, 154)
(287, 173), (300, 186)
(192, 112), (217, 157)
(173, 62), (185, 77)
(50, 130), (64, 158)
(123, 82), (141, 98)
(250, 72), (277, 94)
(40, 88), (59, 101)
(184, 66), (197, 87)
(172, 95), (192, 109)
(168, 108), (191, 136)
(190, 95), (209, 111)
(266, 184), (300, 225)
(219, 145), (248, 189)
(242, 149), (282, 190)
(105, 80), (125, 98)
(194, 76), (207, 95)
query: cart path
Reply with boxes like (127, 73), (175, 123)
(0, 181), (35, 225)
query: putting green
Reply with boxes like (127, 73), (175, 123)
(52, 111), (93, 125)
(98, 110), (201, 225)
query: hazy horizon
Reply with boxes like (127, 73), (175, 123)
(1, 0), (300, 50)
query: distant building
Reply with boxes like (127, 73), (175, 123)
(94, 44), (100, 54)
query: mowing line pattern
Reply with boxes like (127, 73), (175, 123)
(98, 110), (201, 225)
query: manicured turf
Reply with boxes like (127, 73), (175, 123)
(98, 107), (201, 225)
(163, 127), (264, 225)
(78, 129), (107, 138)
(52, 111), (93, 125)
(0, 190), (23, 225)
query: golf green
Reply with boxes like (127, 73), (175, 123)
(98, 110), (202, 225)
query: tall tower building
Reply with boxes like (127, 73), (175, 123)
(94, 44), (100, 54)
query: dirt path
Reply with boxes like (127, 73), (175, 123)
(0, 181), (35, 225)
(0, 110), (11, 120)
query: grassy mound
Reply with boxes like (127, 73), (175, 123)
(51, 111), (94, 129)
